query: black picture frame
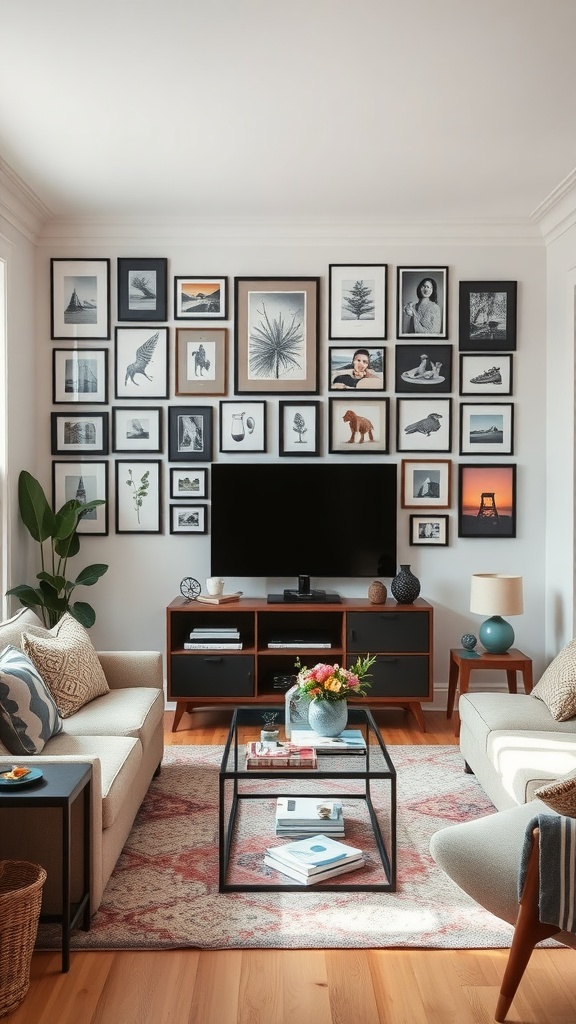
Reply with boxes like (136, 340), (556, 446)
(50, 258), (111, 340)
(458, 281), (517, 351)
(328, 397), (390, 454)
(458, 463), (517, 538)
(328, 346), (386, 392)
(328, 264), (387, 341)
(112, 406), (163, 453)
(169, 467), (208, 500)
(396, 267), (448, 339)
(400, 459), (452, 509)
(219, 401), (267, 453)
(459, 402), (514, 456)
(117, 257), (168, 322)
(169, 504), (208, 534)
(409, 514), (449, 546)
(52, 460), (109, 535)
(115, 459), (162, 534)
(52, 348), (108, 404)
(168, 405), (212, 462)
(459, 353), (513, 396)
(174, 275), (228, 320)
(279, 401), (320, 456)
(396, 397), (452, 453)
(51, 411), (109, 456)
(394, 344), (452, 394)
(114, 326), (169, 400)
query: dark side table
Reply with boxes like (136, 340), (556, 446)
(446, 647), (533, 737)
(0, 761), (92, 972)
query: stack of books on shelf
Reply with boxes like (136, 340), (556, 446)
(267, 630), (332, 649)
(264, 834), (364, 884)
(275, 797), (344, 836)
(289, 729), (367, 754)
(184, 626), (243, 650)
(245, 742), (317, 769)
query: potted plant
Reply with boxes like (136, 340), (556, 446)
(6, 470), (108, 628)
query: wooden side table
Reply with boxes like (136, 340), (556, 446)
(447, 647), (533, 737)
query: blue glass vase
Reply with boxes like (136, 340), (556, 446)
(308, 699), (348, 737)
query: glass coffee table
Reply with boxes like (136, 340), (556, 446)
(219, 706), (396, 892)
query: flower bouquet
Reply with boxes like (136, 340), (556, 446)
(294, 654), (375, 703)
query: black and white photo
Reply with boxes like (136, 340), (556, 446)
(175, 327), (227, 395)
(52, 460), (108, 535)
(328, 264), (387, 340)
(169, 467), (208, 500)
(394, 344), (452, 393)
(401, 459), (452, 509)
(50, 258), (110, 340)
(169, 504), (207, 534)
(459, 402), (514, 455)
(459, 353), (513, 395)
(117, 257), (168, 322)
(168, 406), (212, 462)
(458, 281), (517, 351)
(396, 397), (452, 453)
(52, 348), (108, 404)
(409, 514), (449, 546)
(112, 406), (163, 453)
(397, 267), (448, 339)
(114, 327), (169, 399)
(51, 411), (109, 455)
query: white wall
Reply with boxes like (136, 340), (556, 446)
(28, 228), (547, 701)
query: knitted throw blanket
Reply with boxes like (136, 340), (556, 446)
(520, 814), (576, 933)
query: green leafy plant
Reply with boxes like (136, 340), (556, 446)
(6, 470), (108, 628)
(126, 468), (149, 524)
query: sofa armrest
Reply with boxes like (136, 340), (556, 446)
(97, 651), (163, 691)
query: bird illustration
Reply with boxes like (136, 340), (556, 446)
(125, 331), (159, 386)
(404, 412), (442, 436)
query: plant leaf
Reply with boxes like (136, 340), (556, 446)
(69, 602), (95, 628)
(5, 584), (43, 607)
(74, 564), (108, 586)
(17, 471), (55, 542)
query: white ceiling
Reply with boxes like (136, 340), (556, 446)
(1, 0), (576, 227)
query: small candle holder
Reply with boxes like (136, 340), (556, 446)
(261, 711), (280, 746)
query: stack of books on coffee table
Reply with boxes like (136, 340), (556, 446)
(275, 797), (344, 836)
(264, 834), (364, 884)
(245, 742), (317, 769)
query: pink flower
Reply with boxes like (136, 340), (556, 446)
(311, 663), (334, 683)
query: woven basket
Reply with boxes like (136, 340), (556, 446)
(0, 860), (47, 1018)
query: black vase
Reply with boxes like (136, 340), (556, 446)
(391, 564), (421, 604)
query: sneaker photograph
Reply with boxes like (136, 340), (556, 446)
(470, 366), (502, 384)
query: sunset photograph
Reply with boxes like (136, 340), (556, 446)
(458, 463), (516, 537)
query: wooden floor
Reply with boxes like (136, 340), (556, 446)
(5, 709), (575, 1024)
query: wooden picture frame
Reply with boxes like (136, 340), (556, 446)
(114, 327), (169, 399)
(175, 327), (227, 395)
(401, 459), (452, 509)
(51, 411), (109, 456)
(396, 266), (448, 339)
(409, 514), (449, 546)
(115, 459), (162, 534)
(279, 400), (320, 456)
(174, 276), (227, 320)
(117, 257), (168, 322)
(234, 276), (319, 394)
(50, 258), (110, 340)
(396, 397), (452, 453)
(169, 504), (207, 534)
(168, 405), (212, 462)
(219, 400), (267, 453)
(328, 397), (390, 454)
(328, 264), (387, 340)
(52, 348), (108, 404)
(459, 402), (514, 456)
(169, 467), (208, 500)
(458, 281), (517, 351)
(394, 344), (452, 394)
(328, 346), (386, 391)
(458, 463), (517, 538)
(52, 460), (108, 535)
(459, 353), (513, 395)
(112, 406), (163, 453)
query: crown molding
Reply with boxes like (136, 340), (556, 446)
(0, 158), (52, 243)
(531, 168), (576, 244)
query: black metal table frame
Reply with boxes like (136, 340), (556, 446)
(218, 706), (396, 892)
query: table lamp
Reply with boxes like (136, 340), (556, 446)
(470, 573), (524, 654)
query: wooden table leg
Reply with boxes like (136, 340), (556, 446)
(407, 702), (426, 732)
(522, 662), (533, 694)
(506, 669), (518, 694)
(454, 662), (472, 737)
(446, 654), (459, 719)
(172, 701), (188, 732)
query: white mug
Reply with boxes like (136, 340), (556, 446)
(206, 577), (225, 596)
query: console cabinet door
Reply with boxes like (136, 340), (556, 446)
(346, 611), (430, 653)
(170, 655), (254, 697)
(348, 654), (429, 697)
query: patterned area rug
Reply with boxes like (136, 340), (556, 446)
(39, 744), (517, 950)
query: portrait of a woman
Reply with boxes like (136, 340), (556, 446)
(397, 267), (448, 339)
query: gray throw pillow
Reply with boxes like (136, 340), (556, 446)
(0, 644), (63, 754)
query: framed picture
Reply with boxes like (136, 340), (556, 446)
(168, 405), (212, 462)
(175, 327), (227, 395)
(458, 281), (517, 351)
(279, 401), (320, 456)
(409, 514), (449, 546)
(328, 264), (387, 340)
(52, 348), (108, 404)
(114, 327), (169, 399)
(328, 397), (390, 454)
(458, 463), (517, 538)
(396, 267), (448, 339)
(174, 276), (227, 320)
(117, 257), (168, 322)
(169, 504), (207, 534)
(51, 411), (109, 456)
(401, 459), (452, 509)
(112, 406), (163, 453)
(169, 467), (208, 500)
(459, 353), (513, 396)
(219, 400), (266, 453)
(328, 346), (386, 392)
(52, 460), (108, 535)
(115, 460), (162, 534)
(394, 344), (452, 394)
(459, 402), (514, 455)
(50, 258), (110, 340)
(396, 397), (452, 453)
(234, 276), (319, 394)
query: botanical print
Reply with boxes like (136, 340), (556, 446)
(279, 401), (319, 456)
(339, 277), (375, 322)
(116, 461), (161, 533)
(248, 289), (306, 381)
(329, 264), (387, 340)
(126, 468), (150, 524)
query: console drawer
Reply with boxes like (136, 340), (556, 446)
(347, 653), (430, 697)
(347, 611), (429, 653)
(170, 654), (254, 697)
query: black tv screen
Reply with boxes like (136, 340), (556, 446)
(210, 463), (397, 581)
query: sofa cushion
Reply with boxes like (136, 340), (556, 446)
(21, 613), (109, 718)
(0, 607), (44, 651)
(62, 686), (164, 749)
(532, 639), (576, 721)
(534, 770), (576, 817)
(0, 645), (63, 754)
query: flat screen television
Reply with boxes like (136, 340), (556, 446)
(210, 462), (397, 602)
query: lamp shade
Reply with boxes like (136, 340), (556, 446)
(470, 574), (524, 616)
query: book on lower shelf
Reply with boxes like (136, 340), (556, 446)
(275, 797), (343, 828)
(289, 729), (367, 753)
(183, 641), (243, 650)
(265, 833), (364, 882)
(263, 854), (364, 884)
(189, 628), (240, 638)
(245, 742), (318, 769)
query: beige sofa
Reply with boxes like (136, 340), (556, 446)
(0, 607), (164, 914)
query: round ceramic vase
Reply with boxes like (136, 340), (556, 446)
(308, 699), (348, 737)
(391, 564), (421, 604)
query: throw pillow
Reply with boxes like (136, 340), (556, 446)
(531, 639), (576, 721)
(534, 770), (576, 817)
(21, 612), (109, 718)
(0, 644), (63, 754)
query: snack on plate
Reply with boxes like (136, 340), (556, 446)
(2, 765), (31, 780)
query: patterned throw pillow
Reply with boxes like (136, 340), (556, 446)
(531, 639), (576, 721)
(535, 770), (576, 817)
(0, 644), (63, 754)
(21, 612), (109, 718)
